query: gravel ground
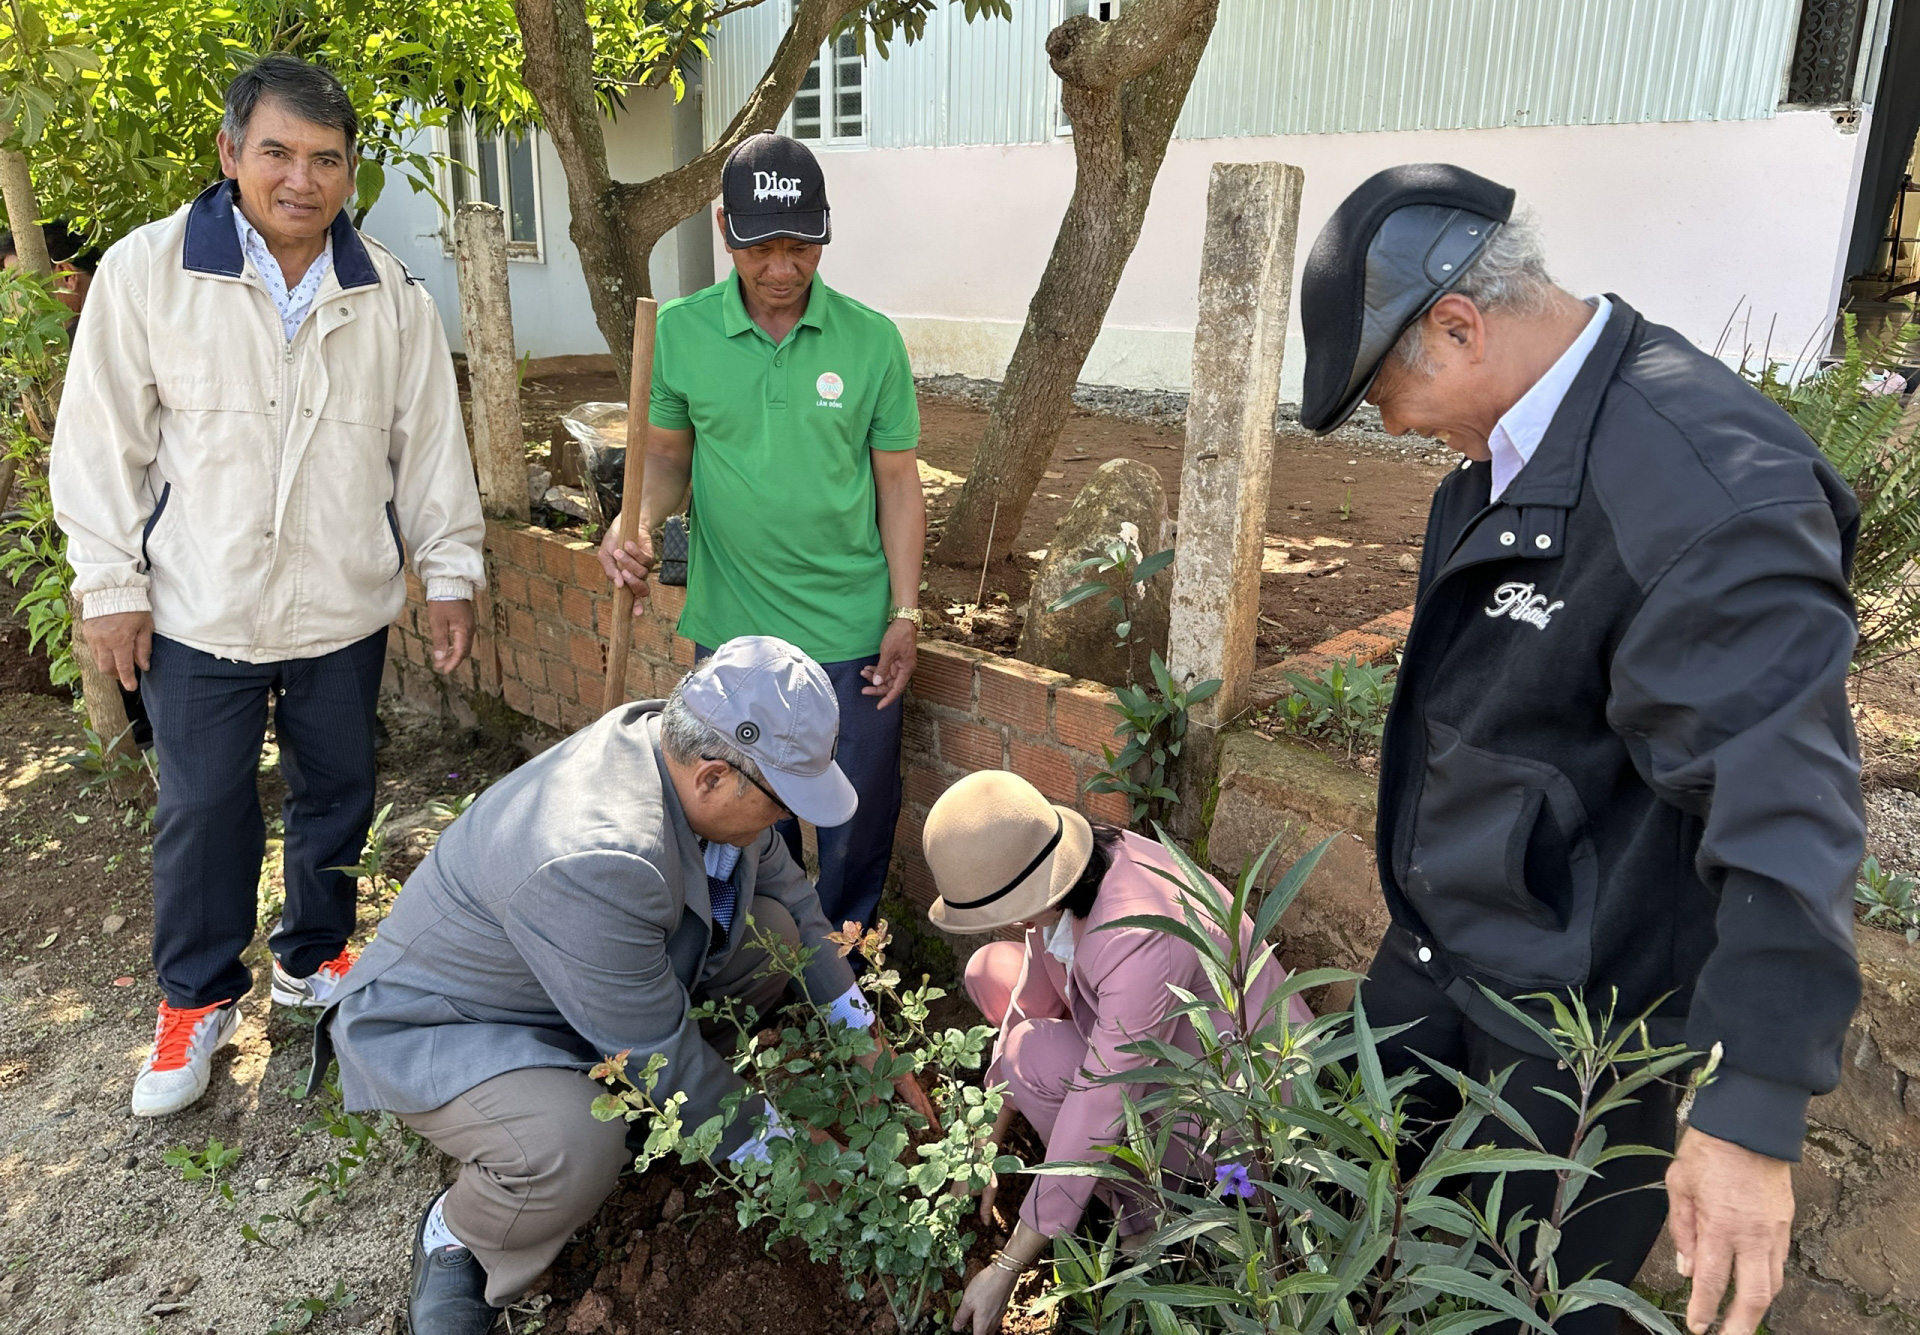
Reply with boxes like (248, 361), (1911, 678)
(1866, 787), (1920, 880)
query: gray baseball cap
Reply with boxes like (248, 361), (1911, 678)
(679, 636), (857, 827)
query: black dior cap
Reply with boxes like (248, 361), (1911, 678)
(721, 130), (831, 248)
(1299, 163), (1515, 434)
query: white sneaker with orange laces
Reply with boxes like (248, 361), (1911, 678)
(269, 947), (357, 1009)
(131, 1001), (242, 1118)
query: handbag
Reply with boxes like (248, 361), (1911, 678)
(658, 513), (690, 587)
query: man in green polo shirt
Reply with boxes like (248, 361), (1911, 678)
(599, 130), (924, 929)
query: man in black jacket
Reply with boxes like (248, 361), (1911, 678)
(1298, 164), (1863, 1335)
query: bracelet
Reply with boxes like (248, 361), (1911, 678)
(989, 1251), (1026, 1276)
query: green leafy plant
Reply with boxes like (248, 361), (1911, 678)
(1275, 655), (1397, 760)
(1037, 831), (1696, 1335)
(1741, 313), (1920, 670)
(590, 919), (1016, 1333)
(1089, 649), (1220, 830)
(0, 266), (75, 689)
(427, 791), (477, 822)
(162, 1137), (242, 1202)
(1051, 537), (1174, 647)
(294, 1068), (420, 1211)
(327, 800), (395, 895)
(266, 1279), (352, 1333)
(1856, 855), (1920, 944)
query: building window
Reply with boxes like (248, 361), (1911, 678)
(1785, 0), (1870, 106)
(791, 29), (866, 143)
(441, 117), (544, 261)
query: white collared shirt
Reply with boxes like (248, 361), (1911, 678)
(232, 204), (335, 343)
(1487, 296), (1612, 502)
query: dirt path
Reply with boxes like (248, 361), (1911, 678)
(0, 692), (519, 1334)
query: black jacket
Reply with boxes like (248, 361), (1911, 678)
(1378, 297), (1864, 1161)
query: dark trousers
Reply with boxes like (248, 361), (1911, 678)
(1360, 926), (1679, 1335)
(140, 630), (387, 1009)
(696, 647), (902, 928)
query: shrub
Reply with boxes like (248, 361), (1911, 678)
(1274, 655), (1396, 759)
(1036, 831), (1694, 1334)
(590, 919), (1019, 1333)
(1856, 855), (1920, 944)
(0, 266), (77, 689)
(1742, 313), (1920, 670)
(1090, 649), (1221, 830)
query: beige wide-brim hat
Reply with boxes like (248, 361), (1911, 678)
(924, 771), (1095, 935)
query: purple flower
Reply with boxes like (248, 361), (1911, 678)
(1214, 1163), (1255, 1200)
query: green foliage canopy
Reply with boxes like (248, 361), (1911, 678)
(0, 0), (764, 245)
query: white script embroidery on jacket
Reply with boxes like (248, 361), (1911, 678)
(1485, 581), (1565, 630)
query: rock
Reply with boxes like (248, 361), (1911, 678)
(1395, 551), (1421, 573)
(101, 914), (126, 936)
(566, 1289), (613, 1333)
(660, 1186), (685, 1223)
(1016, 459), (1171, 688)
(544, 485), (595, 523)
(87, 1146), (109, 1163)
(527, 466), (553, 507)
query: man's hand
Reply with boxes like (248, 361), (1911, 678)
(83, 610), (152, 690)
(861, 617), (918, 709)
(428, 599), (475, 674)
(597, 517), (655, 614)
(1667, 1125), (1794, 1335)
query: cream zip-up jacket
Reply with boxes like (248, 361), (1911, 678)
(52, 181), (485, 663)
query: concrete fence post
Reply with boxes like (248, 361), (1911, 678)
(453, 203), (530, 521)
(1165, 162), (1305, 841)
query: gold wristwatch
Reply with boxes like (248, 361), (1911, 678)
(890, 606), (924, 629)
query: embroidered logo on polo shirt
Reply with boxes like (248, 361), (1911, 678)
(1486, 581), (1564, 630)
(815, 372), (844, 409)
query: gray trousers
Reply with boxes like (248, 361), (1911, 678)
(401, 898), (799, 1305)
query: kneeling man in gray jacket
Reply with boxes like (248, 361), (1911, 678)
(318, 637), (871, 1334)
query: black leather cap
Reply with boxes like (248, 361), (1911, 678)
(1299, 164), (1515, 434)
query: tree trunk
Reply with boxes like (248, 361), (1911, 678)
(0, 145), (50, 275)
(932, 0), (1219, 567)
(513, 0), (862, 391)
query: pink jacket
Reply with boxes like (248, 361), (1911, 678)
(991, 831), (1313, 1235)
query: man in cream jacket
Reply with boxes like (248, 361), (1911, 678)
(50, 54), (485, 1117)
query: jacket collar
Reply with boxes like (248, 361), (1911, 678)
(1494, 295), (1639, 511)
(182, 180), (380, 290)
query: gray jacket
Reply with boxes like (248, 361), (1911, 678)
(319, 701), (856, 1158)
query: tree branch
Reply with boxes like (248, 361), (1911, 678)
(1048, 0), (1212, 91)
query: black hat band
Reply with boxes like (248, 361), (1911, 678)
(944, 813), (1063, 912)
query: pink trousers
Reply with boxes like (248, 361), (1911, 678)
(964, 941), (1084, 1143)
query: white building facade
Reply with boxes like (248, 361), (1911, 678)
(365, 0), (1909, 400)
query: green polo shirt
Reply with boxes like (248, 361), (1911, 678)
(649, 274), (920, 663)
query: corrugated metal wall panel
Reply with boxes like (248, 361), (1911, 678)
(702, 1), (786, 146)
(866, 1), (1054, 147)
(1177, 0), (1800, 139)
(704, 0), (1802, 150)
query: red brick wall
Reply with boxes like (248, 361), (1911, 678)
(385, 519), (1126, 916)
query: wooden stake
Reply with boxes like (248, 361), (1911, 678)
(603, 297), (659, 712)
(453, 204), (530, 521)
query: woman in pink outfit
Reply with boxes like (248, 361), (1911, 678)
(923, 771), (1312, 1335)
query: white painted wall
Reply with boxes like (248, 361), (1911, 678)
(781, 109), (1871, 400)
(360, 86), (686, 358)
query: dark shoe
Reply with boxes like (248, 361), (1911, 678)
(409, 1201), (497, 1334)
